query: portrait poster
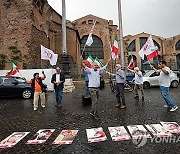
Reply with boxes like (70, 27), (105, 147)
(0, 132), (29, 149)
(53, 130), (78, 145)
(26, 129), (55, 144)
(86, 127), (107, 143)
(160, 121), (180, 134)
(145, 124), (172, 137)
(108, 126), (131, 141)
(127, 125), (152, 139)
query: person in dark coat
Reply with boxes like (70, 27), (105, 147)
(51, 67), (65, 107)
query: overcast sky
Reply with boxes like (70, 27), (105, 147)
(47, 0), (180, 38)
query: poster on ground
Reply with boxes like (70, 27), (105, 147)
(160, 122), (180, 134)
(127, 125), (152, 139)
(145, 124), (172, 137)
(0, 132), (29, 149)
(86, 127), (107, 143)
(26, 129), (55, 144)
(53, 130), (78, 145)
(108, 126), (131, 141)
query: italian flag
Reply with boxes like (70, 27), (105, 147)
(85, 55), (94, 68)
(111, 35), (119, 60)
(94, 57), (104, 68)
(127, 55), (136, 70)
(6, 62), (19, 77)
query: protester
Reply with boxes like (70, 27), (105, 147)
(106, 64), (126, 109)
(51, 67), (65, 108)
(81, 58), (111, 120)
(25, 72), (46, 111)
(128, 67), (144, 101)
(150, 61), (178, 111)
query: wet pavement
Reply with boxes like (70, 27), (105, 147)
(0, 84), (180, 154)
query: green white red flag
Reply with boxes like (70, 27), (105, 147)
(85, 55), (94, 68)
(111, 35), (119, 60)
(6, 62), (19, 77)
(94, 57), (104, 68)
(127, 55), (136, 70)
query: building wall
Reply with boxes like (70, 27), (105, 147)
(124, 33), (180, 70)
(0, 0), (33, 69)
(73, 14), (118, 64)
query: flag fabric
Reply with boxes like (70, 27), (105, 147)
(94, 57), (104, 68)
(85, 33), (93, 46)
(85, 55), (94, 68)
(127, 55), (136, 70)
(111, 35), (119, 60)
(6, 62), (19, 77)
(41, 45), (58, 66)
(138, 35), (158, 60)
(85, 21), (96, 46)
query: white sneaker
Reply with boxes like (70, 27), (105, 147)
(170, 106), (178, 112)
(164, 105), (169, 108)
(34, 108), (37, 111)
(42, 105), (45, 108)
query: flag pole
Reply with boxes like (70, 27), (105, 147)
(118, 0), (125, 68)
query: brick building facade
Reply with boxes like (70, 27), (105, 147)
(0, 0), (180, 77)
(0, 0), (81, 76)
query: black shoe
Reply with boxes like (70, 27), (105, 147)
(134, 96), (139, 99)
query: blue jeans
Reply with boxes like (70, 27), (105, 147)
(54, 86), (63, 105)
(85, 81), (89, 97)
(160, 86), (176, 108)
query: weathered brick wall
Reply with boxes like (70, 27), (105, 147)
(0, 0), (33, 69)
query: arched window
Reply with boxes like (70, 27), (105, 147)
(175, 40), (180, 50)
(81, 35), (104, 59)
(176, 54), (180, 70)
(139, 37), (161, 50)
(127, 40), (136, 51)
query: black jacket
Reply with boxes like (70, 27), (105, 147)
(51, 72), (65, 88)
(31, 78), (45, 92)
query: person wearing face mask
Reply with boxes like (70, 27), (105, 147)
(150, 60), (178, 112)
(81, 57), (111, 120)
(106, 64), (126, 109)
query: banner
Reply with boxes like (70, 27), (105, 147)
(145, 124), (172, 137)
(0, 132), (29, 149)
(108, 126), (131, 141)
(53, 130), (78, 145)
(26, 129), (55, 144)
(86, 127), (107, 143)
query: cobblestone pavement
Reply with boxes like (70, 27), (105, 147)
(0, 84), (180, 154)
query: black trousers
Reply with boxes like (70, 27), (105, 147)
(116, 83), (125, 105)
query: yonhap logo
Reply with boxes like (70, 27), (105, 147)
(132, 136), (148, 148)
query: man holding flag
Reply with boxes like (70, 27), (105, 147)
(150, 61), (178, 112)
(81, 57), (111, 120)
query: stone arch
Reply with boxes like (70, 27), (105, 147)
(81, 35), (104, 59)
(175, 40), (180, 50)
(127, 40), (136, 51)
